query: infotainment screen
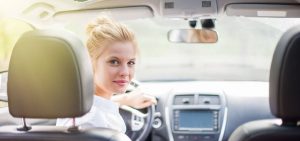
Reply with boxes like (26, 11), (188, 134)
(176, 110), (216, 131)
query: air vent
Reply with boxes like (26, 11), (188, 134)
(174, 95), (194, 105)
(198, 95), (220, 105)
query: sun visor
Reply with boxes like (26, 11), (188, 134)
(226, 4), (300, 18)
(54, 6), (153, 23)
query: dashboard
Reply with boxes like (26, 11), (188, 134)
(0, 81), (275, 141)
(141, 81), (275, 141)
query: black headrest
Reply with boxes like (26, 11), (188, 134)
(8, 29), (94, 118)
(270, 26), (300, 120)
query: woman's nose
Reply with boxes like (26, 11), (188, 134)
(119, 64), (130, 76)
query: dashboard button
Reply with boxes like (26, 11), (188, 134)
(177, 135), (184, 140)
(191, 135), (199, 141)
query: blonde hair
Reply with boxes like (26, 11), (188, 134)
(86, 16), (138, 66)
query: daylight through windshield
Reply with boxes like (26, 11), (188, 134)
(124, 17), (300, 81)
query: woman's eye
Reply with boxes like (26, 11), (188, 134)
(128, 61), (135, 66)
(109, 60), (119, 65)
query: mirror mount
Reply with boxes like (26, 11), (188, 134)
(201, 19), (215, 29)
(189, 20), (197, 28)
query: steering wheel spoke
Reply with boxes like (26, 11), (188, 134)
(120, 105), (155, 141)
(131, 114), (144, 131)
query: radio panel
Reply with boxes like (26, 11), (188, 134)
(173, 109), (218, 132)
(169, 93), (226, 141)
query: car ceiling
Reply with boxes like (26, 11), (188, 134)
(2, 0), (300, 17)
(1, 0), (300, 29)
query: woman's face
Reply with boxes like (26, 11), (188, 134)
(94, 41), (136, 95)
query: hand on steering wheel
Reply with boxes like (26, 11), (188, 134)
(119, 80), (156, 141)
(124, 88), (157, 109)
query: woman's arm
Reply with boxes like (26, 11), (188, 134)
(112, 89), (157, 109)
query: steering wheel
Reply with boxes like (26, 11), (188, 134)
(120, 104), (155, 141)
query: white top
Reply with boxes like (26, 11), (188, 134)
(56, 95), (126, 133)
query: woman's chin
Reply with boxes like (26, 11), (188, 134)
(112, 84), (129, 93)
(113, 88), (127, 94)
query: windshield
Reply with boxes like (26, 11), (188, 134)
(1, 16), (300, 82)
(123, 17), (300, 81)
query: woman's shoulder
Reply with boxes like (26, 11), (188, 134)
(56, 105), (107, 127)
(93, 95), (119, 113)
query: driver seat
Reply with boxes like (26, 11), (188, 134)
(229, 26), (300, 141)
(0, 29), (131, 141)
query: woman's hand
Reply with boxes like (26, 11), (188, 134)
(112, 88), (157, 109)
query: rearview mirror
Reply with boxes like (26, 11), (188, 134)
(168, 29), (218, 43)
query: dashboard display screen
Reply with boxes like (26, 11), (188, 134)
(178, 110), (214, 130)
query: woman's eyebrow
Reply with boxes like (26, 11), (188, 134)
(107, 56), (135, 61)
(107, 56), (120, 60)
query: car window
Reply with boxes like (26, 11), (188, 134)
(2, 16), (300, 82)
(0, 100), (8, 108)
(123, 17), (300, 81)
(0, 72), (7, 106)
(0, 18), (34, 72)
(62, 16), (300, 82)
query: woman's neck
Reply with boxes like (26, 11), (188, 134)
(95, 86), (112, 99)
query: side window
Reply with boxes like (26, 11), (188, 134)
(0, 19), (34, 105)
(0, 101), (8, 108)
(0, 72), (8, 107)
(0, 18), (34, 72)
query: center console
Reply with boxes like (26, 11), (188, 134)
(167, 92), (227, 141)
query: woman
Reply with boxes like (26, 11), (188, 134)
(56, 16), (156, 133)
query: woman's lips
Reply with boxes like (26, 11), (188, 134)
(113, 80), (128, 86)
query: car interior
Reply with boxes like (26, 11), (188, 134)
(1, 0), (300, 141)
(1, 28), (130, 141)
(229, 23), (300, 141)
